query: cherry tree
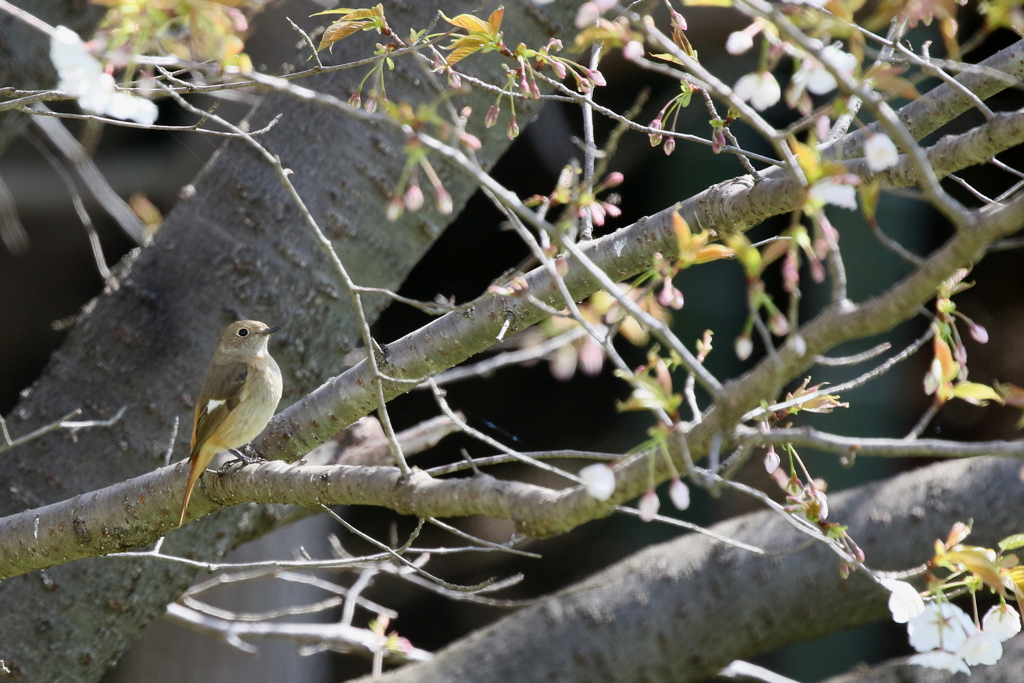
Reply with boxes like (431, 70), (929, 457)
(0, 0), (1023, 681)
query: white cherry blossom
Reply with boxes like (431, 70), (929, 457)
(734, 71), (781, 111)
(908, 602), (976, 654)
(809, 179), (857, 210)
(865, 134), (899, 171)
(50, 26), (158, 126)
(908, 650), (970, 675)
(982, 604), (1022, 641)
(959, 631), (1002, 666)
(726, 31), (754, 55)
(879, 579), (925, 623)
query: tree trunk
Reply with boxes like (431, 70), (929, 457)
(0, 2), (575, 680)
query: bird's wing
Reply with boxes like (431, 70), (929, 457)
(190, 361), (249, 454)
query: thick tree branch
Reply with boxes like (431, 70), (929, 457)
(353, 456), (1024, 683)
(1, 103), (1022, 581)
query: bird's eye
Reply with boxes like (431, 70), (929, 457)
(237, 328), (249, 337)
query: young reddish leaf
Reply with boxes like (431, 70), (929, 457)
(319, 21), (365, 50)
(671, 211), (691, 251)
(694, 244), (733, 263)
(442, 12), (492, 34)
(947, 521), (972, 547)
(488, 7), (505, 34)
(445, 36), (488, 64)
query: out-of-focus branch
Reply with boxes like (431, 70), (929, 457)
(165, 603), (433, 664)
(737, 426), (1024, 459)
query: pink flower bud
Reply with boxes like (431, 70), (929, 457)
(507, 119), (520, 139)
(448, 69), (461, 89)
(485, 104), (500, 128)
(764, 446), (780, 473)
(459, 132), (482, 151)
(622, 40), (644, 61)
(769, 313), (789, 336)
(712, 128), (726, 154)
(638, 488), (660, 521)
(658, 279), (684, 309)
(365, 97), (377, 114)
(575, 3), (600, 28)
(602, 172), (624, 189)
(348, 91), (362, 109)
(970, 323), (989, 344)
(663, 137), (676, 155)
(587, 69), (607, 87)
(403, 183), (424, 212)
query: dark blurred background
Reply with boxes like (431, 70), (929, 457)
(2, 1), (1023, 681)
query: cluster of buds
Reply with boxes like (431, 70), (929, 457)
(386, 150), (453, 221)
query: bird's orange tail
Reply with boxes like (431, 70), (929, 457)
(178, 458), (205, 526)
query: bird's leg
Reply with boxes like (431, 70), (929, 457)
(219, 445), (265, 473)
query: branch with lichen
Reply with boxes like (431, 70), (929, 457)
(1, 103), (1022, 581)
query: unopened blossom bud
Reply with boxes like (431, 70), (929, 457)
(403, 183), (424, 212)
(602, 172), (624, 189)
(508, 119), (520, 139)
(586, 69), (607, 87)
(791, 334), (807, 357)
(663, 137), (676, 155)
(712, 128), (727, 154)
(459, 132), (482, 150)
(365, 97), (377, 114)
(658, 279), (684, 309)
(764, 446), (780, 473)
(623, 40), (644, 61)
(769, 313), (789, 336)
(485, 104), (500, 128)
(638, 488), (660, 521)
(448, 69), (461, 89)
(669, 478), (690, 510)
(385, 195), (404, 221)
(575, 2), (600, 28)
(348, 91), (362, 109)
(969, 322), (989, 344)
(435, 188), (453, 214)
(735, 333), (753, 361)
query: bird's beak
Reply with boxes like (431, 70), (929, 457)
(261, 326), (282, 335)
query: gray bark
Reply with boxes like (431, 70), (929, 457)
(0, 1), (576, 680)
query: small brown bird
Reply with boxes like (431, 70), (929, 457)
(179, 320), (283, 526)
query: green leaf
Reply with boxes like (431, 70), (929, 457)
(999, 534), (1024, 552)
(952, 381), (1004, 406)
